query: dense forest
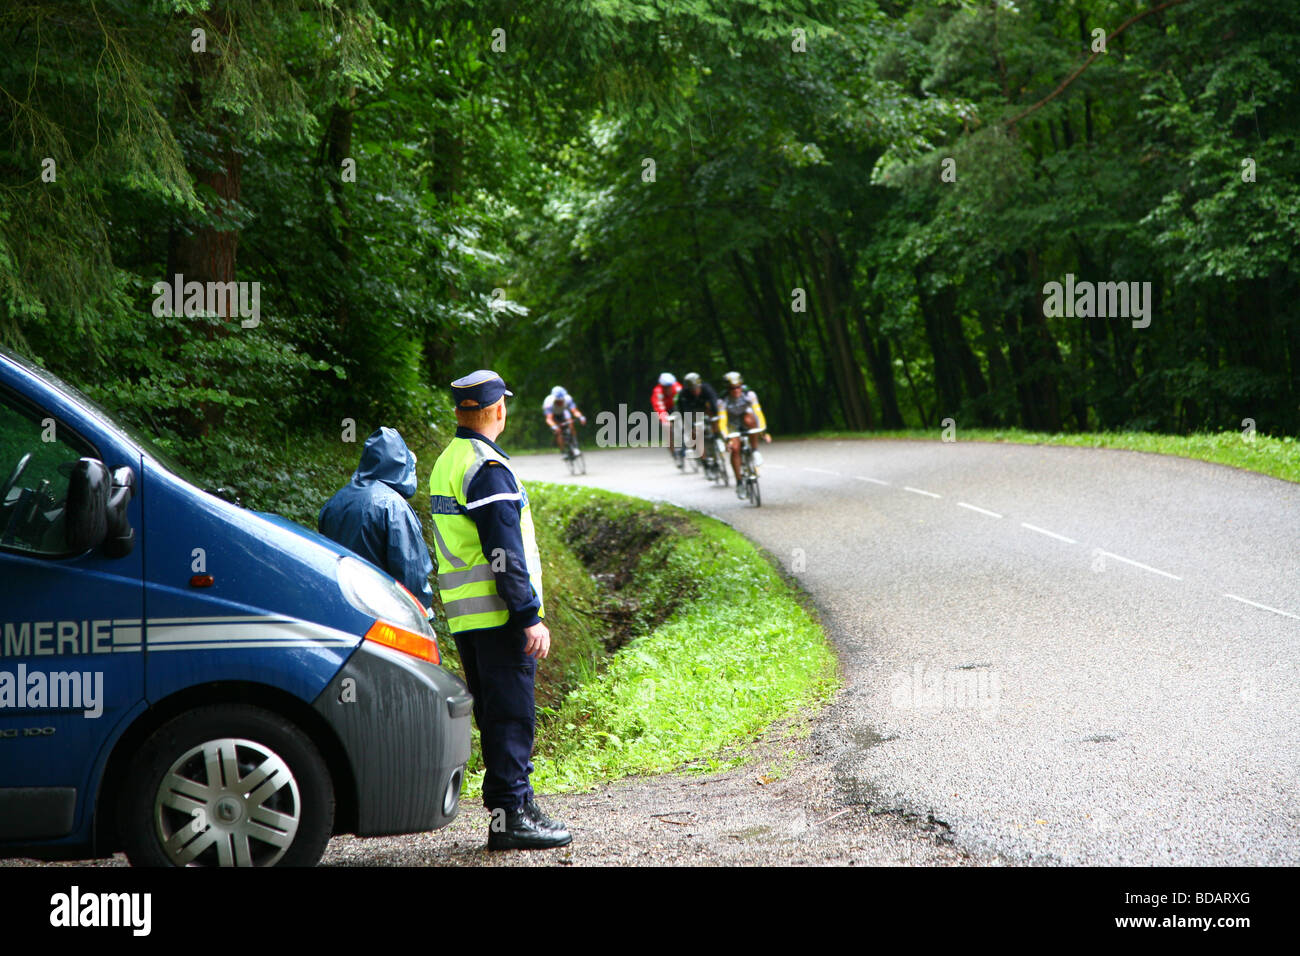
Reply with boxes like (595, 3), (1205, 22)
(2, 0), (1297, 476)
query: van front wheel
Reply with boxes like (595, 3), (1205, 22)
(118, 703), (334, 867)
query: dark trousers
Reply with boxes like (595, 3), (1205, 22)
(454, 625), (536, 811)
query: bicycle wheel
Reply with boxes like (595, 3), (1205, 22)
(752, 474), (761, 507)
(715, 439), (729, 486)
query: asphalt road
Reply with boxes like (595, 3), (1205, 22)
(513, 439), (1300, 865)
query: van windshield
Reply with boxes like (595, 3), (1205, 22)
(2, 348), (205, 488)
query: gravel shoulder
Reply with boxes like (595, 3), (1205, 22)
(321, 704), (987, 867)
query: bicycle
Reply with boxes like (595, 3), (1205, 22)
(697, 415), (725, 485)
(682, 413), (706, 474)
(557, 419), (586, 475)
(667, 410), (686, 471)
(709, 418), (729, 486)
(724, 427), (764, 506)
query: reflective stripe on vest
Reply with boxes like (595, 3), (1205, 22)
(428, 436), (544, 633)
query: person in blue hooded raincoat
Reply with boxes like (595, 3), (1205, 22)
(318, 426), (435, 610)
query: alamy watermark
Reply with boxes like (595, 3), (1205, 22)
(890, 664), (1001, 719)
(0, 666), (103, 718)
(50, 886), (150, 935)
(1042, 273), (1151, 329)
(152, 273), (261, 328)
(594, 405), (711, 447)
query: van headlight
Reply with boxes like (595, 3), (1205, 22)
(337, 556), (441, 664)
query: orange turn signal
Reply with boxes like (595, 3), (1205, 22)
(364, 619), (440, 665)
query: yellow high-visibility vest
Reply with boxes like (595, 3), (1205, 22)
(427, 436), (544, 633)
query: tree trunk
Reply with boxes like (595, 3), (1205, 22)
(166, 14), (242, 437)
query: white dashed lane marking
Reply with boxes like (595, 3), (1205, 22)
(776, 465), (1290, 618)
(957, 502), (1003, 519)
(772, 459), (1297, 626)
(903, 486), (942, 498)
(1020, 522), (1078, 544)
(1095, 550), (1182, 581)
(1224, 593), (1300, 620)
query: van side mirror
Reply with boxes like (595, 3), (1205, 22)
(104, 465), (135, 558)
(65, 458), (109, 554)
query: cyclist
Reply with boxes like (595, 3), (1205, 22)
(650, 372), (682, 464)
(543, 386), (586, 452)
(676, 372), (722, 469)
(717, 370), (772, 496)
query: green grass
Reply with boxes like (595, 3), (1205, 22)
(792, 427), (1300, 484)
(520, 484), (840, 795)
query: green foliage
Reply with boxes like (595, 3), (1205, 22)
(3, 0), (1298, 504)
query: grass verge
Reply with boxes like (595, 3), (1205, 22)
(793, 427), (1300, 484)
(520, 483), (840, 795)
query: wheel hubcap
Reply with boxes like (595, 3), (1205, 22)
(154, 737), (301, 866)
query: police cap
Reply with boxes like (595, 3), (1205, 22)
(451, 370), (513, 410)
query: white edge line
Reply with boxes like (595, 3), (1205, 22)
(1020, 522), (1077, 544)
(1224, 593), (1300, 620)
(804, 467), (840, 476)
(903, 486), (941, 498)
(1097, 550), (1181, 581)
(853, 476), (889, 485)
(957, 502), (1003, 519)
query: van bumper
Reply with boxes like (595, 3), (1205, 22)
(313, 641), (472, 837)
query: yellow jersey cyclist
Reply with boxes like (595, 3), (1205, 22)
(543, 386), (586, 451)
(717, 370), (772, 495)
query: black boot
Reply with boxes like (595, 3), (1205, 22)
(488, 805), (572, 850)
(524, 798), (568, 834)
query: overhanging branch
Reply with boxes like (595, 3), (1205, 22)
(1004, 0), (1191, 128)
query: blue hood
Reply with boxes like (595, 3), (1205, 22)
(354, 427), (418, 499)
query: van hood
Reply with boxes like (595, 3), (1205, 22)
(254, 511), (359, 560)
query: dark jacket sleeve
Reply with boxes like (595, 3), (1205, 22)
(385, 498), (435, 612)
(465, 462), (542, 628)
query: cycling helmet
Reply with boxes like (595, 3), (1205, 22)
(723, 371), (743, 387)
(683, 372), (702, 386)
(553, 386), (568, 399)
(658, 372), (677, 387)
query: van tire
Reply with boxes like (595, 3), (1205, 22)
(118, 703), (334, 867)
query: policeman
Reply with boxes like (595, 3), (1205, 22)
(427, 370), (571, 850)
(319, 426), (434, 611)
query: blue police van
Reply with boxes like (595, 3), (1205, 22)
(0, 347), (471, 866)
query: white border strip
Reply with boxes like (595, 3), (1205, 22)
(1224, 593), (1300, 620)
(1096, 550), (1181, 580)
(1020, 522), (1077, 544)
(904, 486), (941, 499)
(957, 502), (1003, 519)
